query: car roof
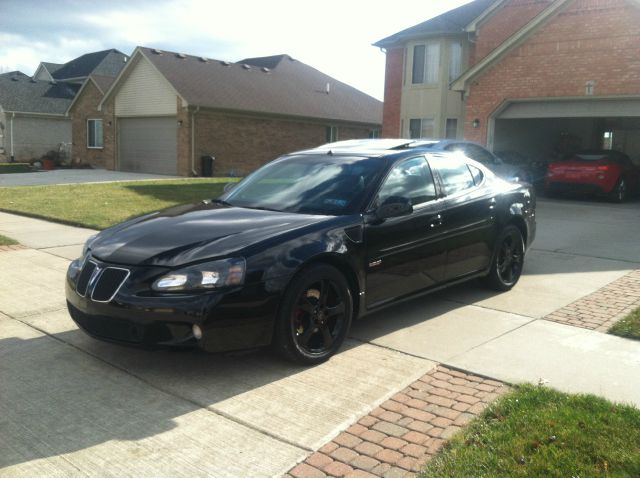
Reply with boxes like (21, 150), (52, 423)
(293, 138), (478, 158)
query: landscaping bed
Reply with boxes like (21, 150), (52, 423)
(0, 178), (238, 230)
(421, 384), (640, 477)
(0, 163), (31, 174)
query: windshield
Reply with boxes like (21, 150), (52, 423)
(222, 154), (385, 215)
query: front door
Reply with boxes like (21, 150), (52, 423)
(364, 156), (447, 308)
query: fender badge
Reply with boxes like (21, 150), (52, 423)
(369, 259), (382, 268)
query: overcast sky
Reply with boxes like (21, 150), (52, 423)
(0, 0), (472, 100)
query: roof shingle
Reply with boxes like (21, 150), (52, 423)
(0, 76), (77, 114)
(139, 47), (381, 125)
(52, 49), (128, 80)
(374, 0), (495, 47)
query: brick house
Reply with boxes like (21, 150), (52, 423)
(376, 0), (640, 164)
(96, 47), (382, 177)
(0, 49), (127, 163)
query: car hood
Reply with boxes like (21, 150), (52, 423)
(89, 202), (331, 267)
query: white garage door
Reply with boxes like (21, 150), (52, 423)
(118, 117), (177, 175)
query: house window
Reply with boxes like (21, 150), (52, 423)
(449, 42), (462, 82)
(326, 126), (338, 142)
(87, 119), (103, 148)
(445, 118), (458, 139)
(369, 129), (381, 139)
(412, 42), (440, 84)
(409, 118), (435, 139)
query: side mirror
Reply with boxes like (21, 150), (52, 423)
(375, 196), (413, 220)
(223, 182), (236, 193)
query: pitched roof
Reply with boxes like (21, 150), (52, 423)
(135, 47), (381, 125)
(90, 74), (118, 94)
(52, 49), (128, 80)
(0, 71), (29, 78)
(373, 0), (496, 47)
(0, 76), (78, 114)
(42, 62), (64, 75)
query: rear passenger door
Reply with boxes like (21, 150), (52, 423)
(430, 155), (498, 281)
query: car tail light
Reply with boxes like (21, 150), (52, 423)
(597, 165), (610, 171)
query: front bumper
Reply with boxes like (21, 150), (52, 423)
(65, 257), (284, 352)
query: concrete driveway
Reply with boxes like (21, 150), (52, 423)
(0, 168), (179, 187)
(1, 198), (639, 476)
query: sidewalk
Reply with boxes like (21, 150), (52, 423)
(0, 211), (96, 260)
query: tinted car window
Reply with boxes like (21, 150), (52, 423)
(224, 155), (385, 215)
(462, 144), (496, 164)
(432, 156), (475, 195)
(468, 165), (484, 185)
(377, 157), (437, 206)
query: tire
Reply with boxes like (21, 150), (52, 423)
(484, 225), (525, 291)
(610, 178), (627, 203)
(273, 264), (353, 365)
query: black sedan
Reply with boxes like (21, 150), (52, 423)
(66, 139), (536, 364)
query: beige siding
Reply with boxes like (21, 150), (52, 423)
(400, 37), (467, 139)
(115, 57), (177, 116)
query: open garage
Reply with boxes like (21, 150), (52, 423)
(491, 98), (640, 166)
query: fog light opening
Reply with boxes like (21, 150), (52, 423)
(192, 324), (203, 340)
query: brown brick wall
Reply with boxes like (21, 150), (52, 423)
(381, 47), (404, 138)
(69, 81), (115, 169)
(193, 110), (375, 177)
(464, 0), (640, 145)
(472, 0), (552, 64)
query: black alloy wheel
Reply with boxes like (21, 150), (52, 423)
(485, 225), (525, 291)
(273, 264), (353, 364)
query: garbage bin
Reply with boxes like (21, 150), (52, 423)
(201, 155), (214, 177)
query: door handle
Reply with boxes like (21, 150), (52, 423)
(428, 214), (443, 228)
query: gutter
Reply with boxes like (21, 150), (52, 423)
(10, 112), (14, 162)
(191, 106), (200, 176)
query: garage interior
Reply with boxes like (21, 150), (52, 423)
(491, 99), (640, 166)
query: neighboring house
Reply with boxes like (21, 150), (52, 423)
(374, 0), (494, 140)
(376, 0), (640, 164)
(0, 50), (127, 162)
(0, 74), (77, 161)
(97, 47), (382, 176)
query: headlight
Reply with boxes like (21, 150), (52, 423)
(152, 258), (246, 292)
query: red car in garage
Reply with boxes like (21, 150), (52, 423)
(545, 150), (640, 202)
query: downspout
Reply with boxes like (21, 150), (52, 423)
(191, 106), (200, 176)
(10, 112), (15, 162)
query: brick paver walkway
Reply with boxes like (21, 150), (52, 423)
(285, 366), (509, 478)
(0, 244), (26, 252)
(544, 269), (640, 332)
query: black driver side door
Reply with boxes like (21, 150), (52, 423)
(364, 156), (448, 308)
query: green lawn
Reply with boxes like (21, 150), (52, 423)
(421, 384), (640, 478)
(0, 163), (31, 174)
(0, 234), (18, 246)
(609, 306), (640, 341)
(0, 178), (238, 230)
